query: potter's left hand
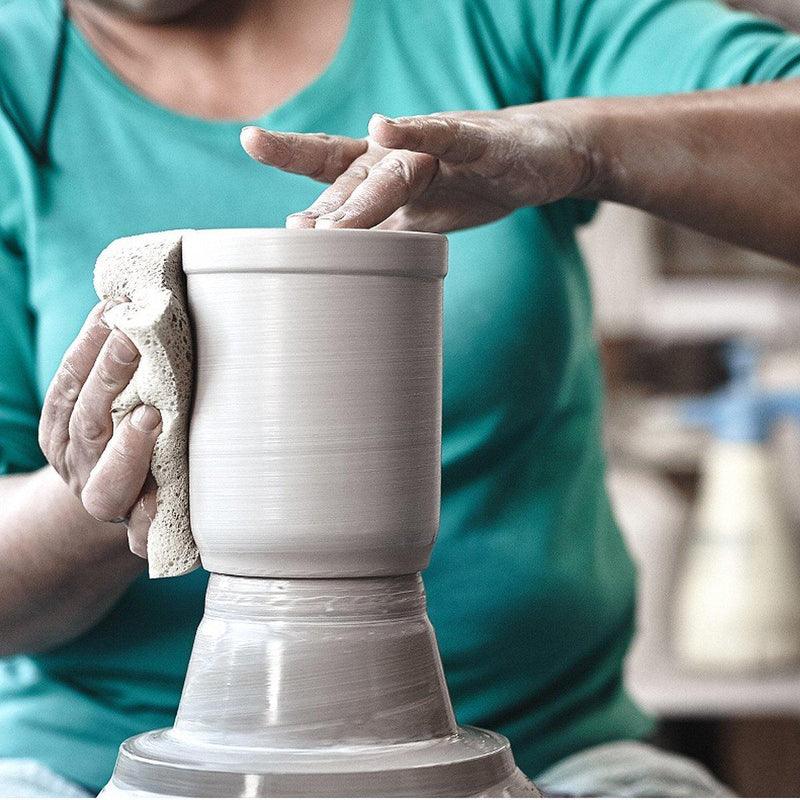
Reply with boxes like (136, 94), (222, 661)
(240, 103), (596, 232)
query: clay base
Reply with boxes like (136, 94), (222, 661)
(100, 726), (539, 797)
(100, 574), (539, 797)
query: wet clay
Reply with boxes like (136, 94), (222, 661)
(182, 229), (446, 576)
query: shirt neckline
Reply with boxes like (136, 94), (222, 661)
(53, 0), (367, 136)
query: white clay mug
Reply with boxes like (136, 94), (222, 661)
(182, 228), (448, 578)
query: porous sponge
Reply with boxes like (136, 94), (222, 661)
(94, 231), (198, 578)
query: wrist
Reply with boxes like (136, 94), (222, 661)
(562, 98), (617, 202)
(514, 98), (617, 205)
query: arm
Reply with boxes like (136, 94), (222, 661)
(240, 0), (800, 262)
(0, 466), (143, 656)
(0, 299), (160, 656)
(241, 78), (800, 264)
(728, 0), (800, 32)
(0, 115), (160, 655)
(586, 80), (800, 264)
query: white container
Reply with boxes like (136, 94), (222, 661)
(674, 439), (800, 671)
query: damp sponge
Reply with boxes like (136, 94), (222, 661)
(94, 231), (198, 578)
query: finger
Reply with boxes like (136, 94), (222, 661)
(286, 151), (380, 229)
(127, 474), (157, 559)
(39, 300), (114, 459)
(240, 126), (368, 183)
(69, 330), (140, 483)
(315, 151), (437, 230)
(368, 113), (490, 164)
(81, 405), (161, 522)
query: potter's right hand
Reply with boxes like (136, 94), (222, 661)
(39, 300), (161, 557)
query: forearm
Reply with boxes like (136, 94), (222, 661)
(0, 466), (144, 655)
(583, 80), (800, 265)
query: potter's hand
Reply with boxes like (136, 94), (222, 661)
(39, 301), (160, 557)
(240, 103), (595, 232)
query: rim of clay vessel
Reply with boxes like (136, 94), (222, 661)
(182, 228), (448, 278)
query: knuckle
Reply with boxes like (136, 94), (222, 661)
(53, 361), (83, 403)
(308, 164), (329, 181)
(37, 426), (48, 456)
(108, 437), (142, 468)
(37, 414), (56, 455)
(82, 485), (119, 521)
(69, 406), (111, 446)
(94, 361), (127, 394)
(378, 157), (413, 184)
(440, 115), (460, 130)
(342, 163), (371, 182)
(441, 116), (462, 140)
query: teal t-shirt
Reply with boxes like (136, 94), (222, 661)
(1, 0), (800, 791)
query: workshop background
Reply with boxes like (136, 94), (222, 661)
(579, 2), (800, 795)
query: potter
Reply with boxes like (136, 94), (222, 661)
(1, 0), (800, 796)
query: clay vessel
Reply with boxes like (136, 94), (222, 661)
(182, 229), (447, 577)
(100, 229), (539, 798)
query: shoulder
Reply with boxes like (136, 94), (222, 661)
(0, 0), (61, 146)
(0, 0), (58, 60)
(377, 0), (545, 103)
(0, 1), (52, 243)
(379, 0), (544, 33)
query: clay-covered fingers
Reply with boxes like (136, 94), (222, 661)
(39, 301), (114, 476)
(81, 405), (161, 523)
(368, 113), (491, 164)
(240, 126), (368, 183)
(67, 329), (140, 485)
(285, 151), (380, 229)
(313, 150), (438, 229)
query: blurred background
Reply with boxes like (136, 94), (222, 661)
(579, 3), (800, 794)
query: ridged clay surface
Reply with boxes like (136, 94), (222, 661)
(99, 575), (539, 797)
(182, 229), (447, 577)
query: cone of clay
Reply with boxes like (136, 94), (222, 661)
(94, 231), (197, 578)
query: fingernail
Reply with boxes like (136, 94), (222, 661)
(100, 298), (124, 328)
(286, 212), (318, 229)
(128, 529), (148, 560)
(108, 332), (139, 364)
(315, 212), (345, 229)
(318, 210), (345, 221)
(240, 125), (261, 142)
(131, 405), (161, 432)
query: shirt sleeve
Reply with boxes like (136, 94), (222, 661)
(533, 0), (800, 100)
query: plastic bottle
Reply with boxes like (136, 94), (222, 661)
(673, 345), (800, 672)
